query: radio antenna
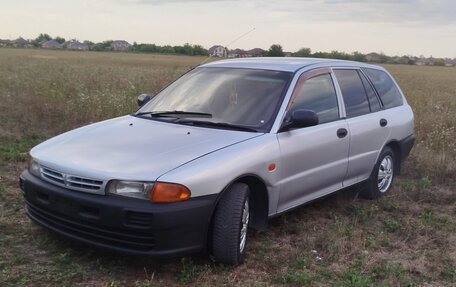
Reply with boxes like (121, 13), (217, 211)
(199, 27), (256, 65)
(224, 27), (256, 48)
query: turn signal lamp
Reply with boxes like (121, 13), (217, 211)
(151, 182), (191, 203)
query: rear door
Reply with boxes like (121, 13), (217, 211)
(276, 69), (349, 212)
(333, 69), (390, 186)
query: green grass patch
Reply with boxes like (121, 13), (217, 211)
(177, 257), (205, 284)
(383, 218), (401, 233)
(276, 268), (311, 285)
(0, 134), (45, 166)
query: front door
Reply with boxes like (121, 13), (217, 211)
(277, 69), (349, 213)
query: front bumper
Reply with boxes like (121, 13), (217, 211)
(19, 170), (217, 257)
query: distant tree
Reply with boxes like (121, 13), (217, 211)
(311, 50), (367, 61)
(434, 59), (445, 66)
(161, 45), (175, 54)
(182, 43), (193, 55)
(128, 42), (206, 55)
(396, 56), (410, 65)
(312, 51), (329, 59)
(328, 50), (350, 60)
(293, 47), (312, 57)
(378, 53), (389, 63)
(267, 44), (284, 57)
(31, 33), (52, 47)
(54, 36), (66, 44)
(351, 51), (366, 62)
(135, 43), (159, 53)
(192, 44), (208, 56)
(91, 40), (113, 51)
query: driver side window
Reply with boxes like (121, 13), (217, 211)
(289, 74), (339, 124)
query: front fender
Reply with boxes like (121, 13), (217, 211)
(156, 133), (281, 216)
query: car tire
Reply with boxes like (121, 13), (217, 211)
(212, 182), (250, 265)
(360, 146), (395, 200)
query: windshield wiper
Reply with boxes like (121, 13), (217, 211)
(135, 110), (213, 118)
(176, 119), (259, 132)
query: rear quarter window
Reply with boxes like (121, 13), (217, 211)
(359, 71), (381, 112)
(362, 68), (403, 109)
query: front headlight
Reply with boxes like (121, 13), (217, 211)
(106, 180), (191, 203)
(107, 180), (153, 200)
(28, 154), (41, 177)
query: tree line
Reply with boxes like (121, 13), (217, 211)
(267, 44), (367, 62)
(4, 34), (454, 66)
(25, 33), (208, 56)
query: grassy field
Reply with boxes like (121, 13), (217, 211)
(0, 48), (454, 286)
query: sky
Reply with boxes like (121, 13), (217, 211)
(0, 0), (455, 58)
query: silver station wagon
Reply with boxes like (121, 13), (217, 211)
(20, 58), (415, 265)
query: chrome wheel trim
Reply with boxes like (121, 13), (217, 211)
(378, 155), (393, 193)
(239, 198), (249, 253)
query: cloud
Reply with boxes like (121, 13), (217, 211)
(248, 0), (456, 25)
(118, 0), (456, 21)
(324, 0), (456, 24)
(122, 0), (238, 3)
(122, 0), (455, 25)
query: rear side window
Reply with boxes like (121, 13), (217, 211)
(362, 68), (403, 109)
(290, 74), (339, 124)
(359, 71), (381, 112)
(334, 69), (370, 118)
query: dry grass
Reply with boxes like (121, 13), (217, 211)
(0, 48), (203, 137)
(384, 64), (456, 182)
(0, 48), (454, 286)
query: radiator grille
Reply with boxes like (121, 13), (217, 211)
(40, 166), (105, 195)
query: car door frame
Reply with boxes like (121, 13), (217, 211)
(271, 67), (347, 132)
(272, 67), (351, 213)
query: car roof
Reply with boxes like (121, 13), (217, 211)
(201, 57), (382, 73)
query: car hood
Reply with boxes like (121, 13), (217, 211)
(31, 115), (262, 181)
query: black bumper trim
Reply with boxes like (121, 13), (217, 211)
(26, 202), (156, 250)
(20, 170), (217, 257)
(399, 134), (415, 161)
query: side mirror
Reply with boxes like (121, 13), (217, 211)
(280, 109), (319, 131)
(137, 94), (154, 107)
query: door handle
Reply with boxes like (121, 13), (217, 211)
(337, 128), (348, 138)
(380, 118), (388, 127)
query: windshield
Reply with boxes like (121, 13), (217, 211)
(135, 67), (292, 132)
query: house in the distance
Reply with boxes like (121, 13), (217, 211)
(66, 41), (89, 51)
(365, 52), (382, 62)
(111, 40), (131, 51)
(229, 48), (247, 58)
(228, 48), (265, 58)
(208, 45), (228, 57)
(0, 39), (12, 47)
(41, 40), (63, 49)
(13, 37), (32, 48)
(444, 58), (455, 67)
(247, 48), (265, 57)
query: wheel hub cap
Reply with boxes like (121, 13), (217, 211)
(378, 155), (393, 193)
(240, 198), (249, 253)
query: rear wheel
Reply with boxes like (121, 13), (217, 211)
(212, 183), (250, 265)
(360, 146), (395, 199)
